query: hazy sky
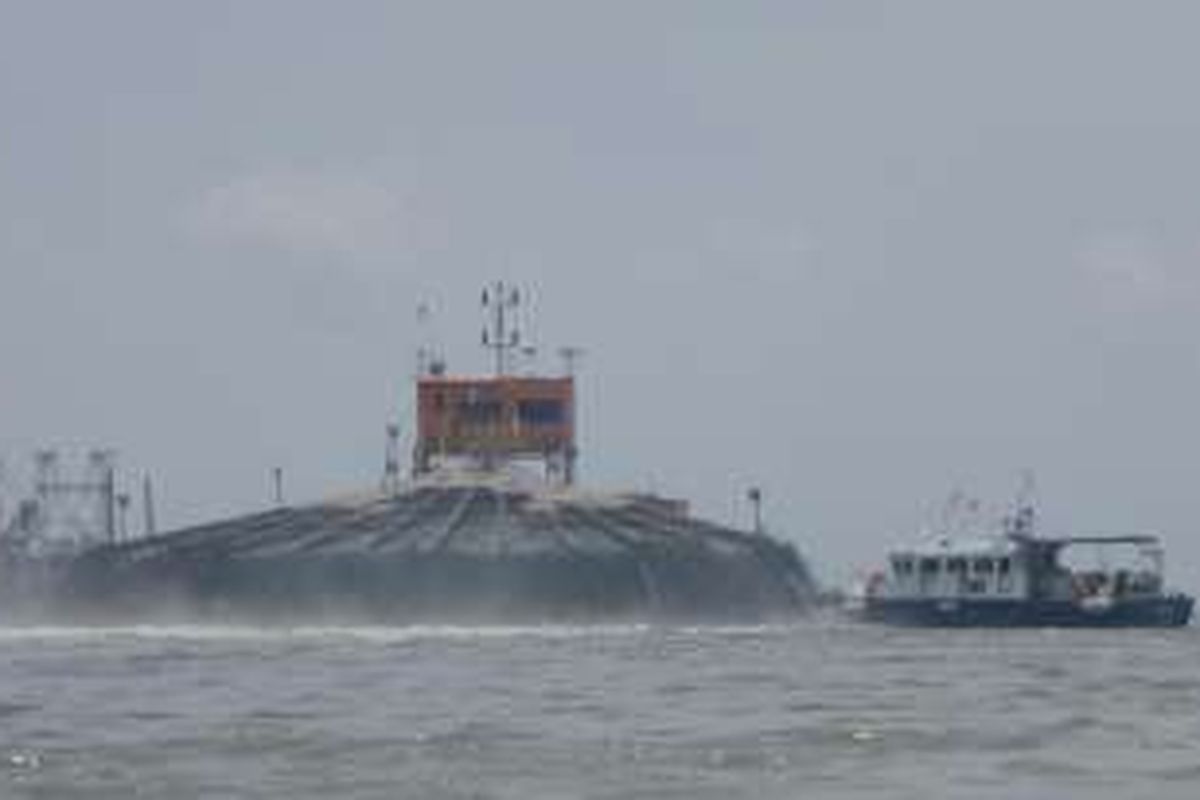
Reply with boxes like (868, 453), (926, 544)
(3, 1), (1200, 588)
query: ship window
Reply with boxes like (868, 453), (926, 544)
(518, 399), (565, 425)
(458, 400), (502, 424)
(947, 558), (967, 573)
(973, 558), (994, 574)
(997, 558), (1011, 575)
(891, 557), (913, 575)
(919, 558), (940, 575)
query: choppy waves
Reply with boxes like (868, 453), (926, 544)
(1, 621), (1198, 798)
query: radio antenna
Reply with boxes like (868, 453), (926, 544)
(481, 281), (522, 376)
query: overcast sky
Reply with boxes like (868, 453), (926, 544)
(3, 1), (1200, 588)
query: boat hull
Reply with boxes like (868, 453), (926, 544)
(862, 594), (1193, 628)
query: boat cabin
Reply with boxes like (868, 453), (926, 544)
(883, 538), (1027, 600)
(877, 534), (1166, 604)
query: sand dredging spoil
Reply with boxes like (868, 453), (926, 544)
(51, 478), (815, 623)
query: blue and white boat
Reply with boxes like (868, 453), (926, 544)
(861, 501), (1193, 627)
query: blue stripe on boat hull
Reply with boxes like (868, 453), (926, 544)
(862, 595), (1193, 627)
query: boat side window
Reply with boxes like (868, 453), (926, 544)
(891, 557), (914, 576)
(996, 557), (1014, 592)
(947, 558), (967, 574)
(919, 558), (940, 575)
(972, 558), (993, 574)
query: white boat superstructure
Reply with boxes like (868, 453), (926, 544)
(862, 497), (1192, 627)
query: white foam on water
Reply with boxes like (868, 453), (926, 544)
(0, 623), (643, 644)
(0, 621), (795, 644)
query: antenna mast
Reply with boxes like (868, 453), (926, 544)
(747, 487), (764, 534)
(481, 281), (521, 376)
(383, 423), (401, 496)
(116, 492), (130, 542)
(142, 474), (157, 538)
(1011, 469), (1038, 537)
(415, 299), (446, 376)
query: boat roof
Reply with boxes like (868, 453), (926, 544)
(1051, 535), (1160, 546)
(891, 536), (1019, 558)
(889, 533), (1161, 559)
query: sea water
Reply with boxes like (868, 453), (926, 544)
(1, 618), (1197, 798)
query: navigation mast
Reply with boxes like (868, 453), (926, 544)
(482, 281), (522, 376)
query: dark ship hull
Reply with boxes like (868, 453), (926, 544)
(4, 483), (815, 624)
(861, 595), (1194, 628)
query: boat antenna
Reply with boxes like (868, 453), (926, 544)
(939, 488), (965, 537)
(558, 345), (585, 377)
(747, 486), (764, 534)
(415, 299), (445, 376)
(1010, 469), (1038, 537)
(142, 474), (157, 538)
(383, 422), (401, 497)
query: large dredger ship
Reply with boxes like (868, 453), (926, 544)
(1, 287), (816, 623)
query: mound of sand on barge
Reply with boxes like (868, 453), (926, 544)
(60, 475), (816, 623)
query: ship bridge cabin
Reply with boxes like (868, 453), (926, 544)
(884, 538), (1028, 600)
(412, 374), (577, 485)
